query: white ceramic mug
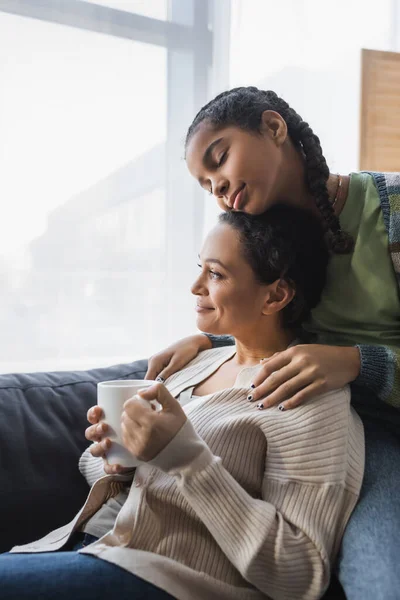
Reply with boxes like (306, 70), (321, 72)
(97, 379), (159, 467)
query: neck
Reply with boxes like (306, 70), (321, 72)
(232, 326), (296, 367)
(278, 143), (343, 217)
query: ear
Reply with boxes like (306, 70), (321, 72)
(262, 279), (295, 316)
(260, 110), (287, 147)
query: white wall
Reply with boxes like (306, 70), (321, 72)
(203, 0), (400, 234)
(230, 0), (397, 173)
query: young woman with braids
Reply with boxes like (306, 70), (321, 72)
(146, 87), (400, 600)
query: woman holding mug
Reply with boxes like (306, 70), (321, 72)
(3, 206), (364, 600)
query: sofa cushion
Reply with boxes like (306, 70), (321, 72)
(0, 359), (147, 553)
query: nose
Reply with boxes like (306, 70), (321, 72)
(191, 271), (208, 296)
(211, 178), (229, 200)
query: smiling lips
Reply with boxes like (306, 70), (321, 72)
(229, 184), (246, 210)
(196, 304), (214, 312)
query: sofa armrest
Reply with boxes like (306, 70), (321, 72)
(0, 358), (148, 552)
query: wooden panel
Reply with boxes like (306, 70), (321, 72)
(360, 49), (400, 171)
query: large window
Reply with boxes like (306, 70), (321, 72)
(0, 0), (225, 373)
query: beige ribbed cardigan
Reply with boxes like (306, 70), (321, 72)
(11, 347), (365, 600)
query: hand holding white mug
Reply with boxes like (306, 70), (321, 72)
(85, 406), (132, 475)
(96, 379), (160, 468)
(121, 383), (187, 462)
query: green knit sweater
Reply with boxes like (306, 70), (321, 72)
(207, 172), (400, 409)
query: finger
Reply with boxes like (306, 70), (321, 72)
(121, 418), (143, 453)
(255, 373), (313, 409)
(248, 363), (300, 403)
(251, 352), (293, 388)
(275, 381), (323, 411)
(89, 438), (111, 458)
(85, 421), (109, 442)
(87, 405), (104, 424)
(259, 352), (279, 364)
(121, 410), (143, 430)
(123, 394), (154, 418)
(104, 463), (129, 475)
(85, 424), (99, 442)
(145, 355), (170, 381)
(135, 382), (176, 412)
(154, 358), (183, 382)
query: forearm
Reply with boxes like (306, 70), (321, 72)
(176, 459), (331, 598)
(149, 421), (331, 599)
(78, 446), (108, 486)
(355, 344), (400, 408)
(203, 333), (235, 348)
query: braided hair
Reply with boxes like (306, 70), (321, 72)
(186, 87), (353, 254)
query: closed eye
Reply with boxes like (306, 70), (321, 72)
(217, 151), (227, 167)
(200, 151), (228, 196)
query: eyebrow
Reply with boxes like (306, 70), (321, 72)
(199, 255), (231, 273)
(202, 137), (224, 166)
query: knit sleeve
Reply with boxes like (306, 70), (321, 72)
(204, 333), (235, 348)
(355, 343), (400, 408)
(78, 446), (108, 487)
(78, 446), (136, 487)
(149, 417), (361, 600)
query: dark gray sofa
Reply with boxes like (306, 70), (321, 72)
(0, 359), (344, 598)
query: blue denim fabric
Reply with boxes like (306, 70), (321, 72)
(336, 413), (400, 600)
(0, 533), (175, 600)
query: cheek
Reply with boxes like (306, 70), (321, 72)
(247, 152), (271, 186)
(228, 286), (263, 319)
(216, 196), (227, 211)
(239, 140), (276, 185)
(235, 140), (262, 170)
(206, 285), (233, 313)
(216, 288), (248, 314)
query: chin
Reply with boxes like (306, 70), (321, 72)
(196, 312), (237, 336)
(196, 319), (231, 337)
(245, 190), (274, 215)
(245, 198), (268, 215)
(196, 321), (217, 335)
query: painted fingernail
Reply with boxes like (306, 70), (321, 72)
(250, 384), (255, 389)
(278, 404), (285, 411)
(247, 394), (253, 401)
(257, 403), (264, 410)
(156, 375), (165, 383)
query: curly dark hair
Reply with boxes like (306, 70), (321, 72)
(186, 86), (353, 254)
(219, 205), (329, 329)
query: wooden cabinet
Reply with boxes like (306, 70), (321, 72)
(360, 48), (400, 171)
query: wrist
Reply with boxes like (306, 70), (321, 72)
(197, 333), (212, 351)
(347, 346), (361, 381)
(148, 419), (213, 474)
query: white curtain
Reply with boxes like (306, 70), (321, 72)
(0, 0), (224, 373)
